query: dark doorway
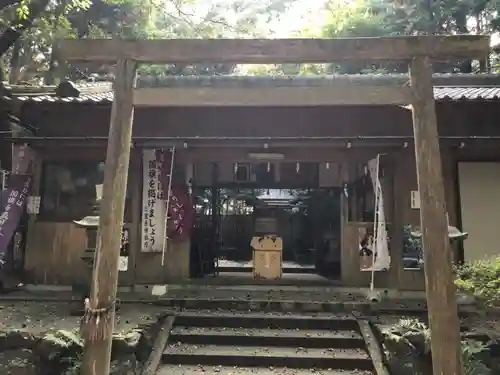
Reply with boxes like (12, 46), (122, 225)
(190, 186), (342, 280)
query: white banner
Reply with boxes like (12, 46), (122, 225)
(367, 156), (390, 271)
(141, 149), (166, 252)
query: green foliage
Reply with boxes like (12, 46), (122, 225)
(402, 225), (422, 258)
(44, 329), (84, 349)
(251, 0), (500, 76)
(3, 0), (500, 79)
(392, 318), (429, 336)
(462, 339), (492, 375)
(455, 257), (500, 308)
(2, 0), (296, 81)
(391, 318), (493, 375)
(43, 329), (83, 361)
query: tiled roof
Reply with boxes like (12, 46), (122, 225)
(4, 75), (500, 104)
(12, 92), (114, 103)
(8, 86), (500, 104)
(435, 86), (500, 100)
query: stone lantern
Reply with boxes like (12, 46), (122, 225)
(410, 225), (468, 267)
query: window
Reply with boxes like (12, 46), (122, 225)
(40, 162), (133, 222)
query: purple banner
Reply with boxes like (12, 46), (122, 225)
(0, 174), (31, 262)
(0, 145), (35, 265)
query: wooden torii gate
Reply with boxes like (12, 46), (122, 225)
(59, 35), (490, 375)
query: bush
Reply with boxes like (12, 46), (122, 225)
(402, 225), (422, 259)
(387, 319), (492, 375)
(462, 340), (492, 375)
(455, 257), (500, 308)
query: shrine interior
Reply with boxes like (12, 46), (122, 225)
(189, 161), (343, 281)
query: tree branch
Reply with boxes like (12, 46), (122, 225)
(0, 0), (21, 12)
(0, 0), (50, 57)
(168, 0), (253, 35)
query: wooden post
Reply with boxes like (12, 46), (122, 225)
(409, 56), (463, 375)
(128, 150), (141, 289)
(81, 58), (137, 375)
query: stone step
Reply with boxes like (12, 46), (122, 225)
(216, 266), (317, 274)
(157, 365), (374, 375)
(152, 297), (440, 315)
(162, 344), (373, 370)
(154, 298), (369, 314)
(174, 312), (360, 331)
(170, 326), (365, 348)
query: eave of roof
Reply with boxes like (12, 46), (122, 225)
(8, 86), (500, 104)
(4, 73), (500, 104)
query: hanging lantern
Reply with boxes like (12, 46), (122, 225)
(234, 163), (239, 174)
(325, 162), (330, 170)
(267, 162), (271, 172)
(296, 162), (300, 173)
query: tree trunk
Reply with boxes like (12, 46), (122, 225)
(45, 44), (59, 85)
(0, 60), (5, 82)
(0, 0), (50, 57)
(479, 58), (489, 73)
(0, 0), (21, 13)
(454, 11), (472, 72)
(9, 40), (21, 84)
(476, 14), (488, 72)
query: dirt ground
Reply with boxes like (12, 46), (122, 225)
(0, 301), (166, 334)
(0, 301), (498, 375)
(0, 301), (166, 375)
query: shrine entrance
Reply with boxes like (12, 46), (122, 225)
(188, 159), (343, 282)
(190, 185), (342, 281)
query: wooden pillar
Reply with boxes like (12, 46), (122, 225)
(24, 152), (43, 273)
(339, 160), (350, 283)
(81, 59), (137, 375)
(128, 150), (141, 288)
(409, 56), (463, 375)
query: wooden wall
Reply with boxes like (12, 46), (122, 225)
(392, 147), (458, 291)
(21, 104), (414, 139)
(25, 222), (89, 284)
(22, 144), (466, 289)
(337, 147), (460, 291)
(19, 101), (495, 289)
(19, 101), (500, 141)
(23, 148), (192, 285)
